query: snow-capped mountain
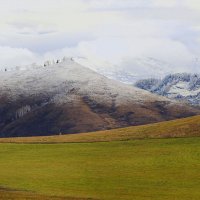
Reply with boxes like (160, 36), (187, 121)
(120, 57), (174, 80)
(0, 58), (199, 137)
(73, 57), (177, 84)
(135, 73), (200, 106)
(73, 57), (138, 84)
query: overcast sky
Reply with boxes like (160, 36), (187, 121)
(0, 0), (200, 73)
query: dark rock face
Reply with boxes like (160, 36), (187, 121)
(0, 61), (199, 138)
(135, 78), (161, 91)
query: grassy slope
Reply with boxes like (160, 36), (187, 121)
(0, 138), (200, 200)
(0, 115), (199, 143)
(0, 116), (200, 199)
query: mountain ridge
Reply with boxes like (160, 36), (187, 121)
(0, 59), (199, 137)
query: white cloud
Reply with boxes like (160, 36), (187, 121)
(184, 0), (200, 11)
(0, 46), (39, 68)
(152, 0), (179, 7)
(0, 0), (199, 74)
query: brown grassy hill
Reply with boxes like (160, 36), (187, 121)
(0, 115), (199, 143)
(0, 59), (199, 137)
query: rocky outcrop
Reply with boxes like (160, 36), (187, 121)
(15, 105), (31, 119)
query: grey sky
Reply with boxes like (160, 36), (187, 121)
(0, 0), (200, 73)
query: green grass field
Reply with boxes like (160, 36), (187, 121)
(1, 137), (200, 200)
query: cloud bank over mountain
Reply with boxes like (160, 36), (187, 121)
(0, 0), (200, 74)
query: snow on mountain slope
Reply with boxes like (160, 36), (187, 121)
(169, 81), (200, 97)
(135, 73), (200, 106)
(0, 57), (162, 103)
(121, 57), (174, 79)
(73, 57), (176, 84)
(73, 56), (138, 84)
(0, 59), (199, 137)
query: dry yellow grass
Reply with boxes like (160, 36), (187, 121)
(0, 115), (199, 143)
(0, 116), (200, 143)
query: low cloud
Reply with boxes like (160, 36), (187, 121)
(0, 46), (39, 68)
(0, 0), (199, 74)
